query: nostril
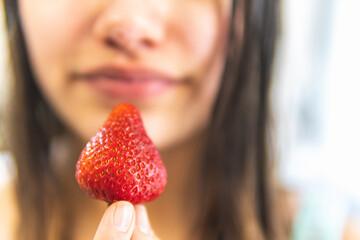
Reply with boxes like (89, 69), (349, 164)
(105, 36), (156, 51)
(140, 38), (155, 48)
(105, 38), (119, 49)
(104, 38), (136, 58)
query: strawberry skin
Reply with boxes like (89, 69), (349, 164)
(75, 103), (167, 204)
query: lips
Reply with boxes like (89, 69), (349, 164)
(72, 66), (178, 99)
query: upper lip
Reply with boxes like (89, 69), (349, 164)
(72, 65), (178, 84)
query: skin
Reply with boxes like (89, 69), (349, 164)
(18, 0), (232, 239)
(19, 0), (232, 150)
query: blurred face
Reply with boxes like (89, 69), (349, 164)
(19, 0), (232, 150)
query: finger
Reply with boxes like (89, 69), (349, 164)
(94, 201), (135, 240)
(131, 205), (160, 240)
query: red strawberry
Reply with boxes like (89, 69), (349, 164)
(75, 103), (167, 204)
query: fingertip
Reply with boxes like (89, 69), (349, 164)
(134, 204), (146, 213)
(135, 204), (154, 235)
(94, 201), (135, 240)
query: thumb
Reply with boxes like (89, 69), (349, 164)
(94, 201), (135, 240)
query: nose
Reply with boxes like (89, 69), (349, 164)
(93, 1), (165, 56)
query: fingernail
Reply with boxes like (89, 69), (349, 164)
(113, 202), (133, 232)
(136, 205), (152, 235)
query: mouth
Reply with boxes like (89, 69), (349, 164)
(71, 66), (179, 99)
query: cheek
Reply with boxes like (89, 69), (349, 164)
(145, 2), (229, 149)
(172, 2), (219, 69)
(18, 0), (108, 140)
(19, 0), (96, 75)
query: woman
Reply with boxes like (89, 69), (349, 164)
(1, 0), (359, 239)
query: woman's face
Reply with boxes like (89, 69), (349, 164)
(19, 0), (231, 150)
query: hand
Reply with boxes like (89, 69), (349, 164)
(94, 201), (159, 240)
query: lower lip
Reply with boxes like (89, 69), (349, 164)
(83, 77), (175, 99)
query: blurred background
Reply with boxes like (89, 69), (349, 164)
(273, 0), (360, 205)
(0, 0), (359, 225)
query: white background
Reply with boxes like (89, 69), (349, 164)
(274, 0), (360, 204)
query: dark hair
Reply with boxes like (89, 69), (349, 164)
(198, 0), (287, 239)
(2, 0), (287, 239)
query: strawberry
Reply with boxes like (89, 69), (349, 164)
(75, 103), (167, 204)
